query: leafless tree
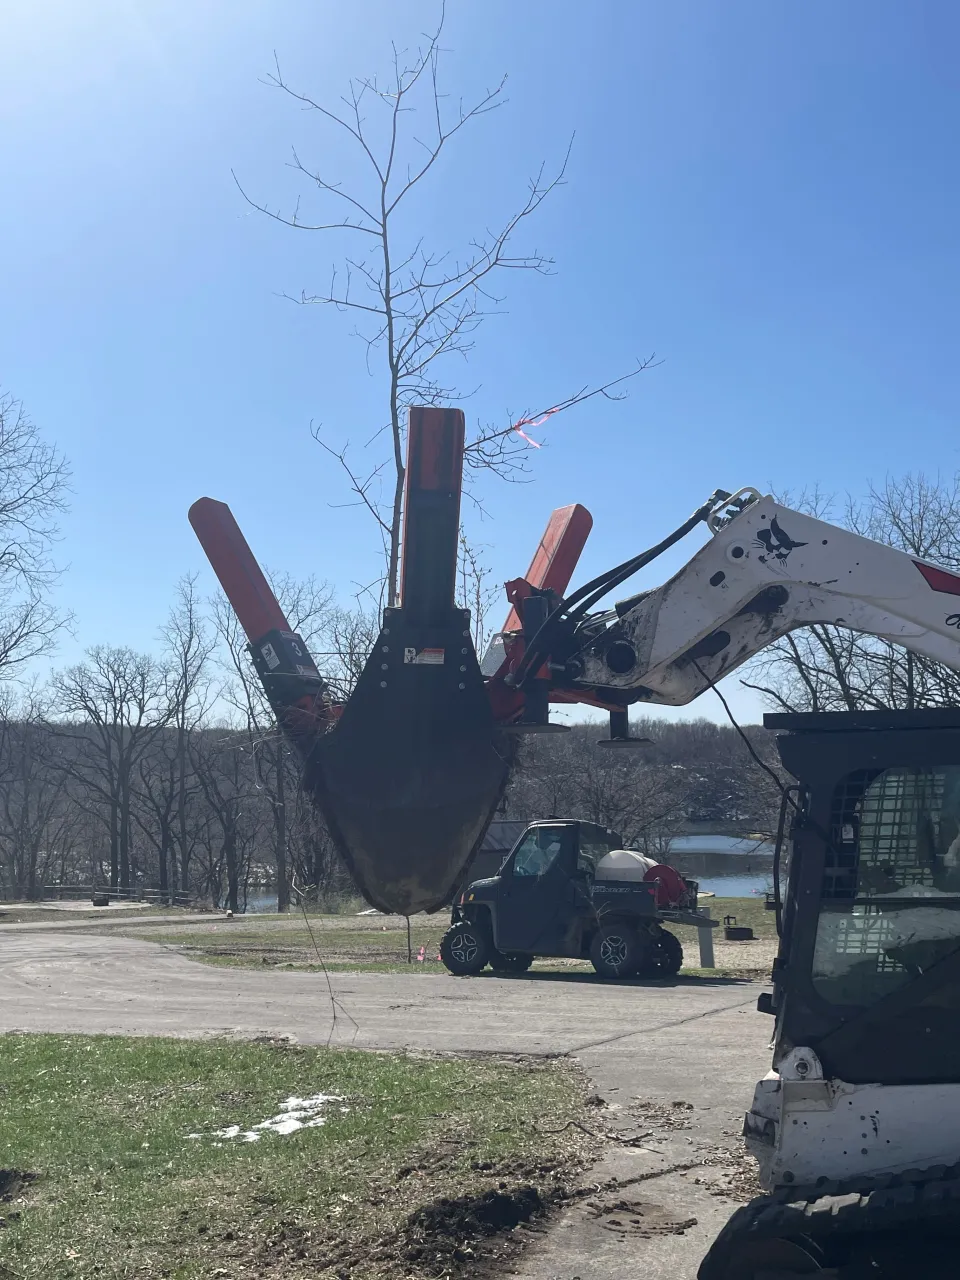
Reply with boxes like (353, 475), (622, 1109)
(212, 573), (333, 910)
(503, 717), (783, 851)
(49, 647), (172, 889)
(160, 576), (216, 890)
(0, 391), (70, 675)
(190, 729), (263, 913)
(0, 684), (71, 898)
(504, 725), (688, 848)
(287, 795), (351, 905)
(133, 742), (179, 899)
(744, 474), (960, 712)
(457, 533), (501, 654)
(315, 605), (380, 703)
(237, 13), (651, 605)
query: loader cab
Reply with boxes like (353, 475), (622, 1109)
(765, 708), (960, 1086)
(462, 820), (622, 955)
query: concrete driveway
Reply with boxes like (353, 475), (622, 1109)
(0, 925), (773, 1278)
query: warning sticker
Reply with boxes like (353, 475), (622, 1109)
(403, 647), (445, 665)
(260, 642), (280, 670)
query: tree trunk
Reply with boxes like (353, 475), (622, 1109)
(224, 824), (239, 914)
(109, 798), (120, 889)
(26, 841), (39, 900)
(119, 778), (131, 890)
(275, 757), (289, 913)
(157, 820), (170, 895)
(312, 833), (324, 894)
(177, 722), (189, 892)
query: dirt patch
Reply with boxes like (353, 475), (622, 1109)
(627, 1098), (695, 1132)
(243, 1113), (595, 1279)
(408, 1185), (545, 1237)
(256, 1178), (561, 1278)
(586, 1195), (698, 1237)
(0, 1170), (36, 1202)
(251, 1035), (301, 1049)
(0, 1169), (37, 1236)
(400, 1185), (549, 1272)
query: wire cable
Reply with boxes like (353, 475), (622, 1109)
(691, 659), (795, 809)
(293, 874), (360, 1044)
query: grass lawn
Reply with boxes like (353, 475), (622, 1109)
(673, 893), (778, 947)
(122, 897), (776, 980)
(0, 905), (187, 925)
(692, 894), (777, 939)
(0, 1034), (593, 1280)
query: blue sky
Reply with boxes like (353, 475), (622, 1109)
(2, 0), (958, 724)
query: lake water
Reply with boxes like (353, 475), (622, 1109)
(246, 893), (280, 913)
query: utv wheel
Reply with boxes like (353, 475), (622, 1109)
(440, 922), (492, 976)
(590, 923), (642, 979)
(650, 929), (683, 976)
(490, 951), (533, 975)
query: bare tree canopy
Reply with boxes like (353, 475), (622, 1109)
(213, 572), (333, 910)
(49, 646), (172, 890)
(744, 473), (960, 712)
(504, 719), (782, 854)
(0, 390), (70, 675)
(236, 13), (650, 604)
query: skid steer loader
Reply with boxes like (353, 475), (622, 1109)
(191, 405), (960, 1276)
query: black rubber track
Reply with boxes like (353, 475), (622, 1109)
(699, 1158), (960, 1278)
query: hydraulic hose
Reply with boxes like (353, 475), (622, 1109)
(511, 490), (727, 690)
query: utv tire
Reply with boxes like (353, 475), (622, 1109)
(440, 921), (492, 976)
(490, 951), (533, 975)
(590, 922), (643, 979)
(649, 929), (684, 976)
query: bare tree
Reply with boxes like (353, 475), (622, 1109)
(744, 474), (960, 712)
(503, 717), (783, 853)
(191, 729), (263, 913)
(287, 794), (350, 905)
(0, 391), (70, 675)
(503, 726), (688, 848)
(457, 533), (500, 654)
(237, 14), (650, 604)
(161, 576), (215, 890)
(49, 647), (171, 890)
(0, 684), (70, 898)
(133, 742), (179, 898)
(316, 605), (381, 703)
(212, 574), (333, 911)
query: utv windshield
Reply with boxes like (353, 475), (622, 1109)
(511, 825), (571, 878)
(813, 766), (960, 1006)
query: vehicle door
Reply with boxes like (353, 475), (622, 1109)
(495, 824), (576, 955)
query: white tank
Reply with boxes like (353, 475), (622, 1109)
(595, 849), (658, 881)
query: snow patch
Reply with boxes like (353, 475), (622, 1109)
(187, 1093), (347, 1143)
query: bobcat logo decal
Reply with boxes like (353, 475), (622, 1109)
(754, 516), (807, 565)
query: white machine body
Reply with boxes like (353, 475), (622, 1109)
(571, 489), (960, 705)
(744, 1046), (960, 1190)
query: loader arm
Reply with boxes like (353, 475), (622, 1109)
(508, 488), (960, 710)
